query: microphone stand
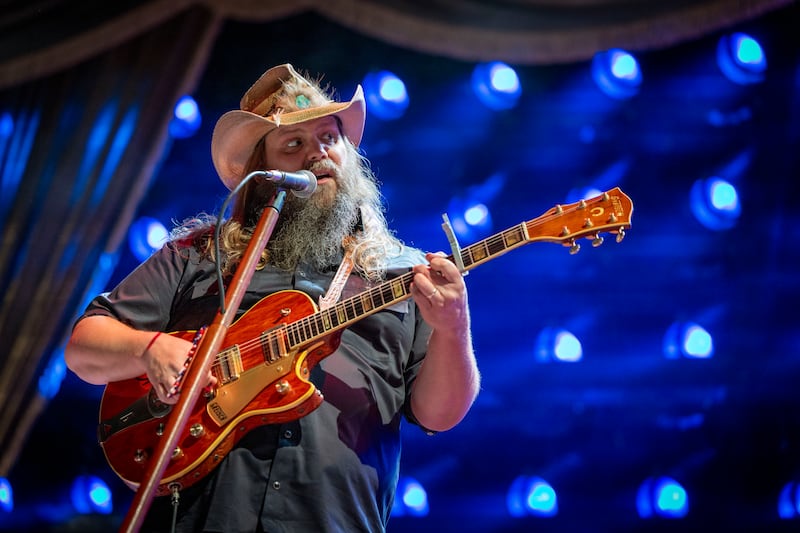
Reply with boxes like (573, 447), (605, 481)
(120, 189), (288, 533)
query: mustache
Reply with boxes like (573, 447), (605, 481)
(307, 159), (339, 178)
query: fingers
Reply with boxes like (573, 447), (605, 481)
(145, 334), (214, 404)
(411, 252), (468, 314)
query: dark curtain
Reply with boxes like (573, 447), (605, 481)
(0, 4), (220, 475)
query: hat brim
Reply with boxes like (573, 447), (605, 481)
(211, 85), (365, 190)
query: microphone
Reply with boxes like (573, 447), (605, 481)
(255, 169), (317, 198)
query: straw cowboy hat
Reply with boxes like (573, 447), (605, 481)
(211, 63), (366, 190)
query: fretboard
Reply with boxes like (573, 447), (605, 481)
(281, 221), (531, 349)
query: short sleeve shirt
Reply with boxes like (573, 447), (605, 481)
(81, 240), (432, 533)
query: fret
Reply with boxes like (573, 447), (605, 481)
(376, 285), (391, 306)
(467, 241), (488, 264)
(310, 315), (323, 337)
(344, 297), (356, 322)
(351, 295), (364, 316)
(288, 323), (300, 347)
(390, 278), (405, 299)
(301, 318), (312, 341)
(361, 293), (373, 313)
(503, 225), (524, 248)
(459, 249), (473, 269)
(321, 308), (333, 330)
(487, 233), (508, 255)
(335, 303), (347, 326)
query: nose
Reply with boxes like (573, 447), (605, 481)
(306, 141), (328, 163)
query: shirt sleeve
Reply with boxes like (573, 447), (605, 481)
(78, 242), (189, 332)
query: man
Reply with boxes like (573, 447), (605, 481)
(65, 64), (480, 532)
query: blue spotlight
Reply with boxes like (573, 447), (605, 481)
(592, 49), (642, 99)
(71, 475), (112, 515)
(463, 203), (489, 226)
(690, 177), (741, 231)
(169, 95), (202, 138)
(391, 477), (429, 517)
(717, 32), (767, 85)
(0, 111), (12, 138)
(0, 477), (12, 513)
(363, 71), (409, 120)
(637, 476), (689, 519)
(536, 327), (582, 363)
(38, 349), (66, 400)
(778, 481), (800, 519)
(447, 196), (494, 241)
(128, 216), (169, 262)
(472, 62), (522, 110)
(663, 321), (714, 360)
(507, 476), (558, 517)
(446, 172), (505, 240)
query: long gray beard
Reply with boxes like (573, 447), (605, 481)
(266, 183), (361, 271)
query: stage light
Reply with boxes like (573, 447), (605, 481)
(717, 32), (766, 85)
(663, 321), (714, 360)
(128, 216), (169, 261)
(447, 196), (494, 242)
(637, 476), (688, 519)
(391, 477), (429, 517)
(446, 172), (505, 240)
(169, 95), (202, 138)
(472, 61), (522, 110)
(507, 476), (558, 517)
(37, 349), (66, 400)
(0, 111), (12, 138)
(70, 475), (112, 515)
(536, 327), (583, 363)
(690, 177), (741, 231)
(778, 481), (800, 519)
(363, 71), (409, 120)
(592, 49), (642, 99)
(0, 477), (12, 513)
(463, 203), (489, 226)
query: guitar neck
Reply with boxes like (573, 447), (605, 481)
(281, 186), (632, 350)
(282, 222), (529, 350)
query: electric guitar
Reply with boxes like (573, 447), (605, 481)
(98, 187), (633, 495)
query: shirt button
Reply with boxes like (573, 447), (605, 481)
(273, 481), (281, 490)
(283, 430), (293, 439)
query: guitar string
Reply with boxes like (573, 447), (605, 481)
(206, 221), (523, 371)
(207, 199), (611, 371)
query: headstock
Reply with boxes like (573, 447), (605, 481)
(525, 187), (633, 254)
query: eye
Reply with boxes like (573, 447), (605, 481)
(321, 130), (339, 144)
(285, 138), (301, 149)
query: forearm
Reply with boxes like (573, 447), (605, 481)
(410, 325), (481, 432)
(65, 315), (152, 385)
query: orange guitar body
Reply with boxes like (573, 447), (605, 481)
(98, 290), (341, 496)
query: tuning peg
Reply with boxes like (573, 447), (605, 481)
(569, 240), (581, 255)
(591, 235), (604, 247)
(616, 229), (625, 243)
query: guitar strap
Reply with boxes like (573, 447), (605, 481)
(318, 246), (354, 310)
(317, 204), (378, 310)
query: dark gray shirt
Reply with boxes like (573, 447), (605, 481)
(81, 240), (433, 532)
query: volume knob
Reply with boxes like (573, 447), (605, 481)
(275, 379), (291, 395)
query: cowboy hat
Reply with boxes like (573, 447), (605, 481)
(211, 63), (365, 190)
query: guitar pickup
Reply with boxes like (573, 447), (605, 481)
(217, 345), (243, 384)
